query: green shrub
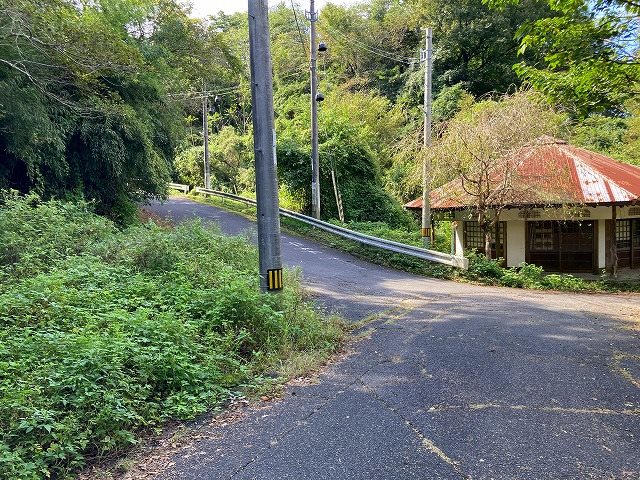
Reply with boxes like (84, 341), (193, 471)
(540, 273), (585, 290)
(500, 263), (544, 288)
(0, 192), (115, 279)
(465, 250), (505, 280)
(174, 145), (204, 186)
(332, 219), (452, 255)
(341, 221), (422, 247)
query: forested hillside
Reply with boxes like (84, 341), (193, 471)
(1, 0), (638, 221)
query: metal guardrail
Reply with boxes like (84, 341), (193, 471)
(195, 187), (469, 269)
(168, 182), (190, 193)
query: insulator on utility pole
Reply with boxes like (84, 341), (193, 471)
(203, 83), (211, 190)
(421, 27), (433, 249)
(308, 0), (320, 219)
(248, 0), (284, 293)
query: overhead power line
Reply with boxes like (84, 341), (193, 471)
(323, 25), (417, 65)
(166, 85), (244, 100)
(290, 0), (309, 59)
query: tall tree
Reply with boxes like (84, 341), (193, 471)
(276, 85), (412, 225)
(405, 0), (553, 97)
(319, 1), (420, 99)
(485, 0), (640, 116)
(430, 91), (562, 258)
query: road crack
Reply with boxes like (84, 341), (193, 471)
(227, 364), (379, 479)
(426, 402), (640, 416)
(356, 377), (471, 480)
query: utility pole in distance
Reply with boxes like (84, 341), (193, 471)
(202, 82), (211, 190)
(248, 0), (284, 293)
(308, 0), (320, 219)
(421, 27), (433, 249)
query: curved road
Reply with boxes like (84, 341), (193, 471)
(136, 197), (639, 480)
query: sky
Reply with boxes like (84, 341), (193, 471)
(189, 1), (360, 18)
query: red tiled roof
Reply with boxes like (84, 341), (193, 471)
(405, 137), (640, 210)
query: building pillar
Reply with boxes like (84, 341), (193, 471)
(597, 219), (606, 269)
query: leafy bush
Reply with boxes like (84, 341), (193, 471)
(326, 220), (452, 255)
(173, 127), (254, 193)
(540, 273), (584, 290)
(0, 194), (344, 479)
(500, 263), (544, 288)
(465, 250), (505, 280)
(341, 221), (421, 246)
(0, 192), (115, 278)
(173, 145), (204, 187)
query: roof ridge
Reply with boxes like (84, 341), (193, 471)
(531, 135), (567, 146)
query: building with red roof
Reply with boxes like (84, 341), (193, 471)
(405, 137), (640, 272)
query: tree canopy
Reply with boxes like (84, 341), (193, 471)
(0, 0), (241, 222)
(2, 0), (639, 224)
(485, 0), (640, 117)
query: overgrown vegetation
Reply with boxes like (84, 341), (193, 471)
(330, 219), (452, 254)
(5, 0), (640, 476)
(0, 0), (242, 223)
(0, 194), (344, 479)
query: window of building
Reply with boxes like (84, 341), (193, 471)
(464, 221), (484, 250)
(529, 221), (557, 252)
(616, 220), (631, 249)
(633, 220), (640, 248)
(464, 221), (505, 257)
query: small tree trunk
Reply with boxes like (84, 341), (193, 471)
(494, 222), (500, 261)
(484, 231), (492, 259)
(478, 212), (492, 259)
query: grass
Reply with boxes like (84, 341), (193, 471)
(0, 192), (345, 479)
(186, 191), (640, 293)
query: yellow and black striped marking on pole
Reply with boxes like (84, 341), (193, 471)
(267, 268), (283, 291)
(421, 227), (431, 238)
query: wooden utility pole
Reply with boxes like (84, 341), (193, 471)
(421, 27), (433, 249)
(248, 0), (283, 293)
(309, 0), (320, 219)
(202, 82), (211, 190)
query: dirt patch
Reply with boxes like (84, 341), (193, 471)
(138, 207), (174, 227)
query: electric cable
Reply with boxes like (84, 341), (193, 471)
(167, 85), (244, 100)
(323, 24), (416, 64)
(290, 0), (309, 59)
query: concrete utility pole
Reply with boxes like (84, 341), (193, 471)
(421, 27), (433, 249)
(202, 83), (211, 190)
(203, 84), (211, 190)
(309, 0), (320, 219)
(248, 0), (284, 292)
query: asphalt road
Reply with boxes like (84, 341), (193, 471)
(138, 197), (640, 480)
